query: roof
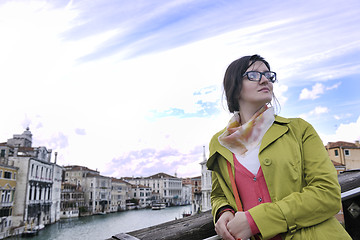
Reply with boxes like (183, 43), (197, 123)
(111, 178), (129, 184)
(326, 141), (360, 149)
(63, 165), (98, 173)
(131, 184), (151, 189)
(147, 172), (176, 179)
(331, 160), (345, 167)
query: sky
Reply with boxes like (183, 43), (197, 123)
(1, 0), (360, 178)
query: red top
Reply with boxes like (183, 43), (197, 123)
(234, 154), (282, 240)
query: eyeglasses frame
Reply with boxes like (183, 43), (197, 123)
(242, 71), (277, 83)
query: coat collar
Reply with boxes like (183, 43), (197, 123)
(207, 115), (290, 170)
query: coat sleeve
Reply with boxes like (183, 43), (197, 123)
(210, 170), (232, 223)
(248, 119), (342, 239)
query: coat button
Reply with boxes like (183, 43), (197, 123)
(263, 158), (272, 166)
(253, 177), (256, 181)
(258, 198), (262, 202)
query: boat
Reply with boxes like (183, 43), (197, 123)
(182, 212), (192, 217)
(22, 223), (44, 237)
(21, 229), (39, 237)
(60, 209), (79, 219)
(152, 203), (166, 210)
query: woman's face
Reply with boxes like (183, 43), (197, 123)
(238, 61), (273, 110)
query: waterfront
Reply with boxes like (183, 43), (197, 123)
(8, 205), (193, 240)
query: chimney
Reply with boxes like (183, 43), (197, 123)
(14, 146), (18, 157)
(54, 152), (58, 164)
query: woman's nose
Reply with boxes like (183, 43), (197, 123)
(259, 74), (269, 84)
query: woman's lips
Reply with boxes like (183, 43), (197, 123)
(258, 88), (270, 92)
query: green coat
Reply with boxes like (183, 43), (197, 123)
(207, 116), (351, 240)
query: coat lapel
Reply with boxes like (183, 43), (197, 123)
(260, 116), (290, 153)
(207, 128), (234, 170)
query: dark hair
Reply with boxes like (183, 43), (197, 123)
(223, 54), (277, 113)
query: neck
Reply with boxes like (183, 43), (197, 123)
(238, 104), (266, 124)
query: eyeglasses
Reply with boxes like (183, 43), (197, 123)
(242, 71), (277, 83)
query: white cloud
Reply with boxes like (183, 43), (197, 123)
(326, 82), (341, 90)
(274, 84), (288, 106)
(299, 82), (342, 100)
(320, 115), (360, 144)
(299, 83), (325, 100)
(299, 106), (329, 120)
(334, 113), (352, 120)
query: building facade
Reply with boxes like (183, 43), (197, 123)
(60, 182), (85, 218)
(63, 166), (112, 214)
(0, 162), (18, 239)
(125, 173), (183, 206)
(4, 128), (62, 230)
(326, 140), (360, 170)
(200, 146), (212, 212)
(130, 184), (152, 208)
(110, 178), (131, 212)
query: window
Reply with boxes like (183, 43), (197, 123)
(334, 149), (339, 156)
(140, 192), (144, 197)
(0, 149), (5, 157)
(344, 149), (350, 156)
(4, 172), (12, 179)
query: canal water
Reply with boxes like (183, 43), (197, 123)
(9, 205), (193, 240)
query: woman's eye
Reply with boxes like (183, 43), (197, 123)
(248, 72), (258, 79)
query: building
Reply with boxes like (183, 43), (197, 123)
(125, 172), (183, 206)
(0, 161), (18, 239)
(326, 140), (360, 170)
(51, 157), (63, 222)
(63, 165), (112, 214)
(60, 182), (85, 218)
(4, 128), (63, 230)
(180, 182), (192, 206)
(200, 146), (212, 212)
(110, 178), (131, 212)
(130, 184), (152, 208)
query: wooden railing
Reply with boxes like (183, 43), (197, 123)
(107, 170), (360, 240)
(107, 210), (217, 240)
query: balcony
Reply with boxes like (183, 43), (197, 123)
(0, 202), (13, 207)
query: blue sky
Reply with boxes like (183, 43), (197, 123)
(0, 0), (359, 178)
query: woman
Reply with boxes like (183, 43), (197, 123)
(206, 55), (351, 240)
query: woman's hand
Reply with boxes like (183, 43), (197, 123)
(227, 211), (252, 240)
(215, 211), (236, 240)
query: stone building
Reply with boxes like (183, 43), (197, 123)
(110, 178), (131, 212)
(0, 156), (18, 239)
(4, 128), (62, 230)
(130, 184), (152, 208)
(124, 172), (183, 206)
(63, 165), (112, 214)
(60, 182), (85, 218)
(200, 146), (212, 212)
